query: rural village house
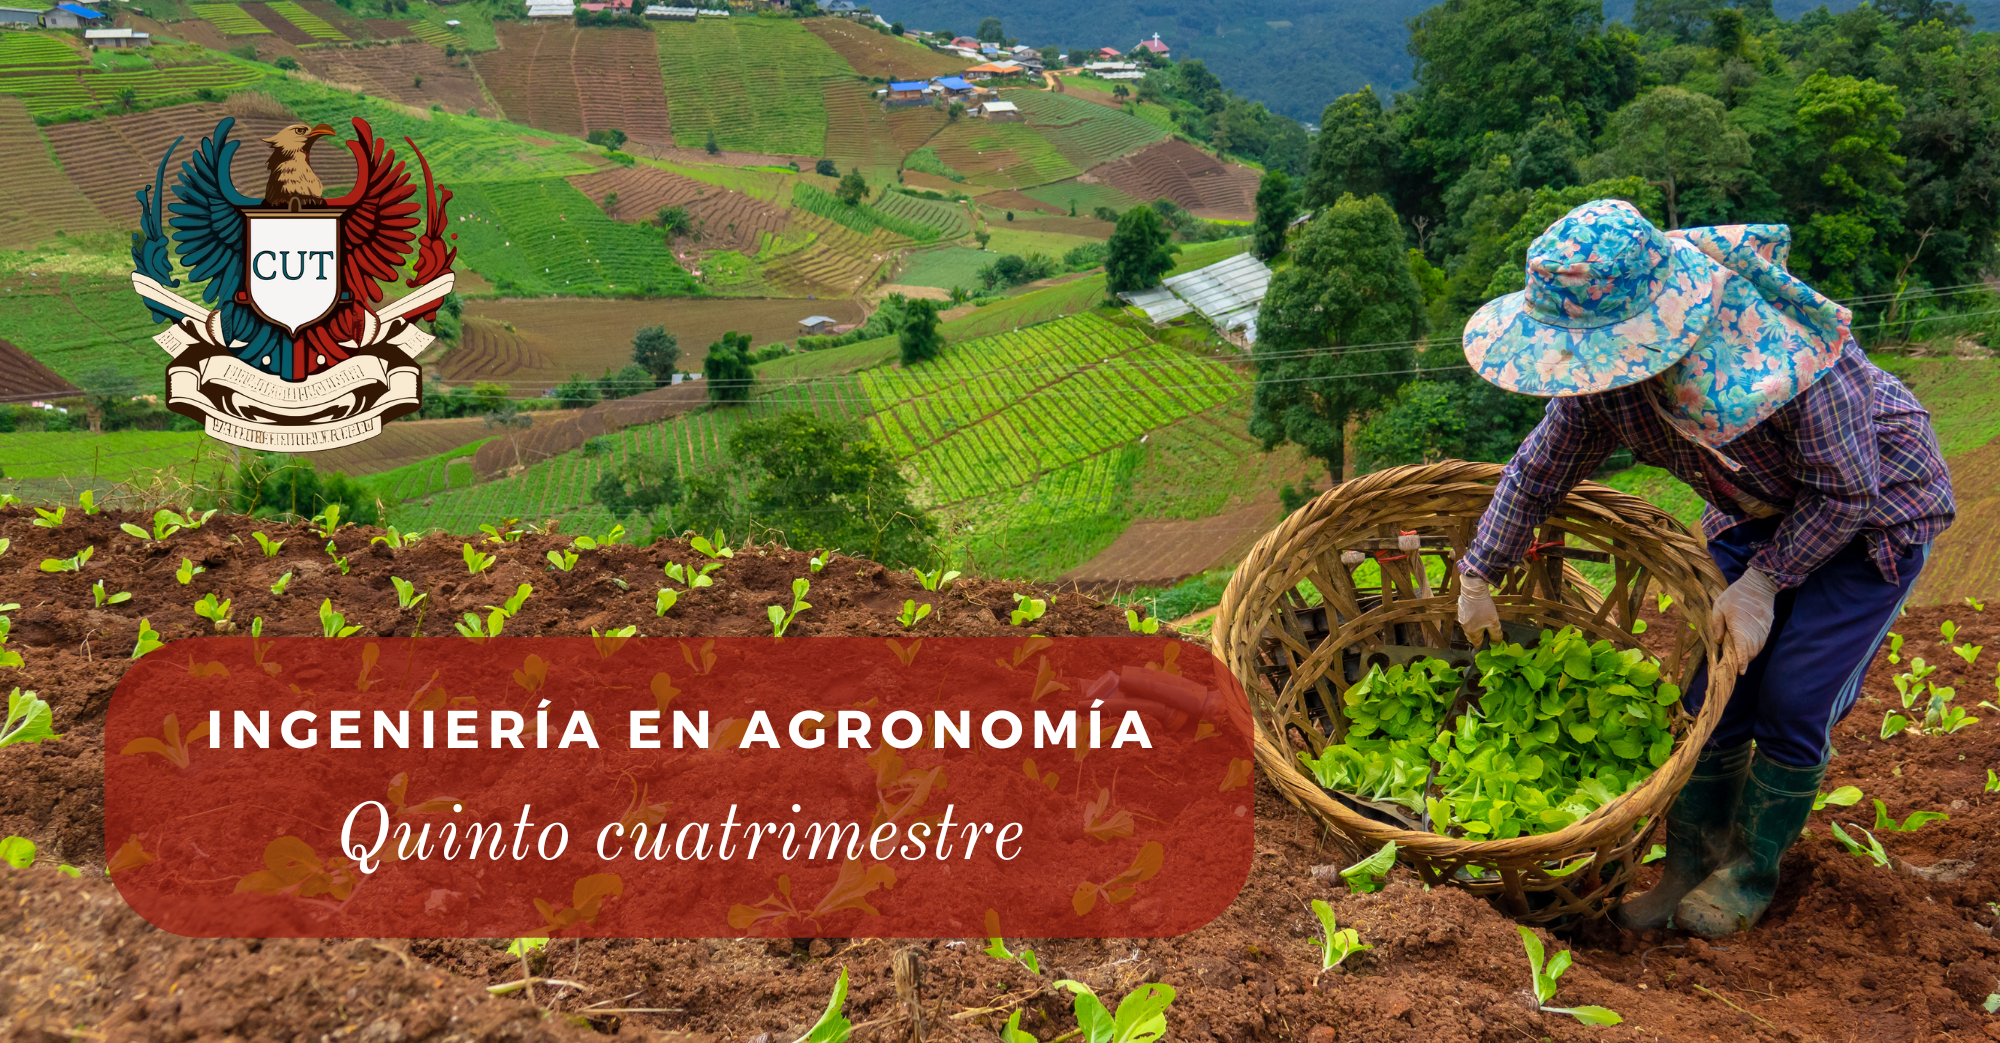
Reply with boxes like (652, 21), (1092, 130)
(85, 26), (149, 46)
(974, 99), (1021, 121)
(38, 3), (101, 27)
(0, 6), (41, 23)
(1137, 32), (1169, 54)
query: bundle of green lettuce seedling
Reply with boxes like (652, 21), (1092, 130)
(1299, 625), (1681, 840)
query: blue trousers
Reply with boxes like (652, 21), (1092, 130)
(1681, 517), (1928, 769)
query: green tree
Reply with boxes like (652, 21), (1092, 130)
(595, 363), (652, 401)
(1403, 0), (1640, 200)
(977, 18), (1003, 42)
(1249, 194), (1429, 480)
(592, 456), (685, 527)
(837, 168), (869, 205)
(554, 374), (602, 409)
(815, 157), (837, 176)
(1252, 171), (1296, 261)
(898, 297), (943, 365)
(1353, 377), (1547, 472)
(1304, 86), (1401, 209)
(228, 454), (380, 525)
(1103, 205), (1179, 294)
(1587, 86), (1752, 228)
(704, 128), (719, 155)
(656, 205), (691, 240)
(1783, 71), (1907, 299)
(586, 128), (628, 151)
(1632, 0), (1718, 43)
(682, 412), (939, 567)
(632, 325), (680, 386)
(703, 331), (756, 403)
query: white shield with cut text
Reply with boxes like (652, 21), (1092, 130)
(242, 209), (345, 335)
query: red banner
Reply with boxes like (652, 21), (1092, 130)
(105, 636), (1254, 939)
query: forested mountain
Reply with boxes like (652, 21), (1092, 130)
(870, 0), (1994, 122)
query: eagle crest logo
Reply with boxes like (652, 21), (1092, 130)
(129, 116), (456, 450)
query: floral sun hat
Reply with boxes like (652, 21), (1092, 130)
(1463, 199), (1852, 448)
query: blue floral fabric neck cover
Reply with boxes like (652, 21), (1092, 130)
(1463, 199), (1850, 447)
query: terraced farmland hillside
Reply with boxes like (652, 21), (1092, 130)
(445, 178), (699, 297)
(0, 97), (111, 248)
(927, 117), (1081, 189)
(758, 210), (904, 296)
(1009, 90), (1168, 171)
(0, 52), (268, 119)
(821, 80), (901, 183)
(297, 41), (491, 116)
(260, 77), (600, 184)
(473, 22), (587, 139)
(574, 28), (674, 148)
(1085, 139), (1261, 221)
(387, 312), (1275, 577)
(653, 18), (850, 155)
(802, 16), (967, 79)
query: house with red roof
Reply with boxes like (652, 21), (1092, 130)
(1137, 33), (1169, 54)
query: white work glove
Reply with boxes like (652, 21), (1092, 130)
(1707, 568), (1779, 677)
(1458, 574), (1503, 646)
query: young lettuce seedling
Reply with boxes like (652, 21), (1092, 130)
(270, 572), (294, 596)
(809, 550), (830, 573)
(1872, 799), (1948, 832)
(1958, 644), (1984, 668)
(174, 557), (204, 584)
(193, 593), (234, 632)
(0, 688), (59, 747)
(1968, 596), (1987, 612)
(1885, 632), (1903, 664)
(655, 588), (678, 616)
(547, 550), (579, 572)
(31, 506), (64, 529)
(573, 524), (625, 551)
(370, 527), (423, 550)
(768, 578), (811, 637)
(1009, 593), (1047, 626)
(325, 540), (351, 576)
(983, 936), (1041, 974)
(1, 835), (33, 868)
(131, 619), (164, 659)
(1813, 786), (1863, 811)
(1943, 620), (1960, 644)
(0, 537), (9, 557)
(1309, 899), (1372, 972)
(897, 599), (930, 628)
(311, 505), (344, 538)
(1339, 840), (1397, 894)
(1124, 608), (1161, 634)
(504, 937), (548, 958)
(690, 531), (734, 560)
(319, 599), (361, 638)
(1987, 768), (2000, 794)
(665, 561), (721, 588)
(1051, 979), (1176, 1043)
(912, 566), (960, 592)
(1517, 926), (1622, 1025)
(92, 580), (130, 607)
(252, 531), (285, 557)
(77, 490), (97, 516)
(793, 967), (850, 1043)
(462, 543), (495, 575)
(120, 510), (184, 542)
(1830, 821), (1892, 867)
(390, 576), (426, 609)
(38, 546), (93, 573)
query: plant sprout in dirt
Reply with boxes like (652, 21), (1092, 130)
(458, 584), (533, 641)
(690, 531), (734, 559)
(896, 599), (931, 628)
(769, 578), (812, 636)
(270, 572), (294, 596)
(318, 599), (362, 638)
(1050, 979), (1175, 1043)
(174, 557), (203, 584)
(1310, 899), (1372, 974)
(547, 549), (580, 572)
(665, 561), (721, 589)
(1814, 785), (1863, 810)
(92, 580), (130, 607)
(131, 619), (163, 659)
(32, 506), (64, 528)
(1518, 926), (1622, 1025)
(1340, 840), (1397, 893)
(1124, 608), (1161, 634)
(1831, 821), (1893, 867)
(251, 531), (284, 556)
(325, 541), (351, 576)
(1010, 593), (1048, 626)
(193, 593), (234, 632)
(39, 546), (92, 573)
(390, 577), (426, 609)
(914, 566), (959, 591)
(463, 543), (496, 575)
(123, 509), (191, 542)
(1, 688), (58, 747)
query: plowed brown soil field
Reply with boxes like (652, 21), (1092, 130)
(567, 166), (707, 223)
(803, 16), (968, 79)
(298, 41), (491, 117)
(0, 337), (81, 402)
(2, 506), (1999, 1043)
(0, 97), (110, 247)
(243, 2), (317, 45)
(43, 96), (355, 227)
(1086, 140), (1260, 221)
(1059, 498), (1282, 591)
(298, 0), (378, 39)
(473, 22), (586, 139)
(443, 296), (866, 391)
(573, 27), (673, 148)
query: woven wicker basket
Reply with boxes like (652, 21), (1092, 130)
(1213, 460), (1733, 923)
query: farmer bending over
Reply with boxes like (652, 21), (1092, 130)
(1453, 199), (1954, 938)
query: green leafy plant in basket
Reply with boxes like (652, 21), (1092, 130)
(1297, 625), (1681, 842)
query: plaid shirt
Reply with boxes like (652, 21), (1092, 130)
(1463, 341), (1956, 589)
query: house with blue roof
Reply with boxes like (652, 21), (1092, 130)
(41, 3), (102, 26)
(932, 76), (975, 98)
(885, 79), (929, 107)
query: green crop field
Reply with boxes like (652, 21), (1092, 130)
(790, 182), (933, 242)
(982, 226), (1105, 259)
(268, 1), (349, 41)
(191, 4), (271, 35)
(0, 431), (213, 492)
(445, 178), (700, 297)
(403, 20), (458, 47)
(1008, 91), (1167, 170)
(873, 191), (972, 240)
(0, 62), (268, 117)
(356, 438), (489, 505)
(894, 246), (991, 290)
(0, 275), (184, 388)
(1021, 179), (1142, 216)
(858, 313), (1239, 504)
(0, 33), (82, 67)
(1874, 356), (2000, 456)
(655, 19), (851, 155)
(929, 119), (1080, 189)
(261, 78), (598, 184)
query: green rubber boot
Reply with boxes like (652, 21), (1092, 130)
(1675, 751), (1827, 938)
(1612, 741), (1752, 931)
